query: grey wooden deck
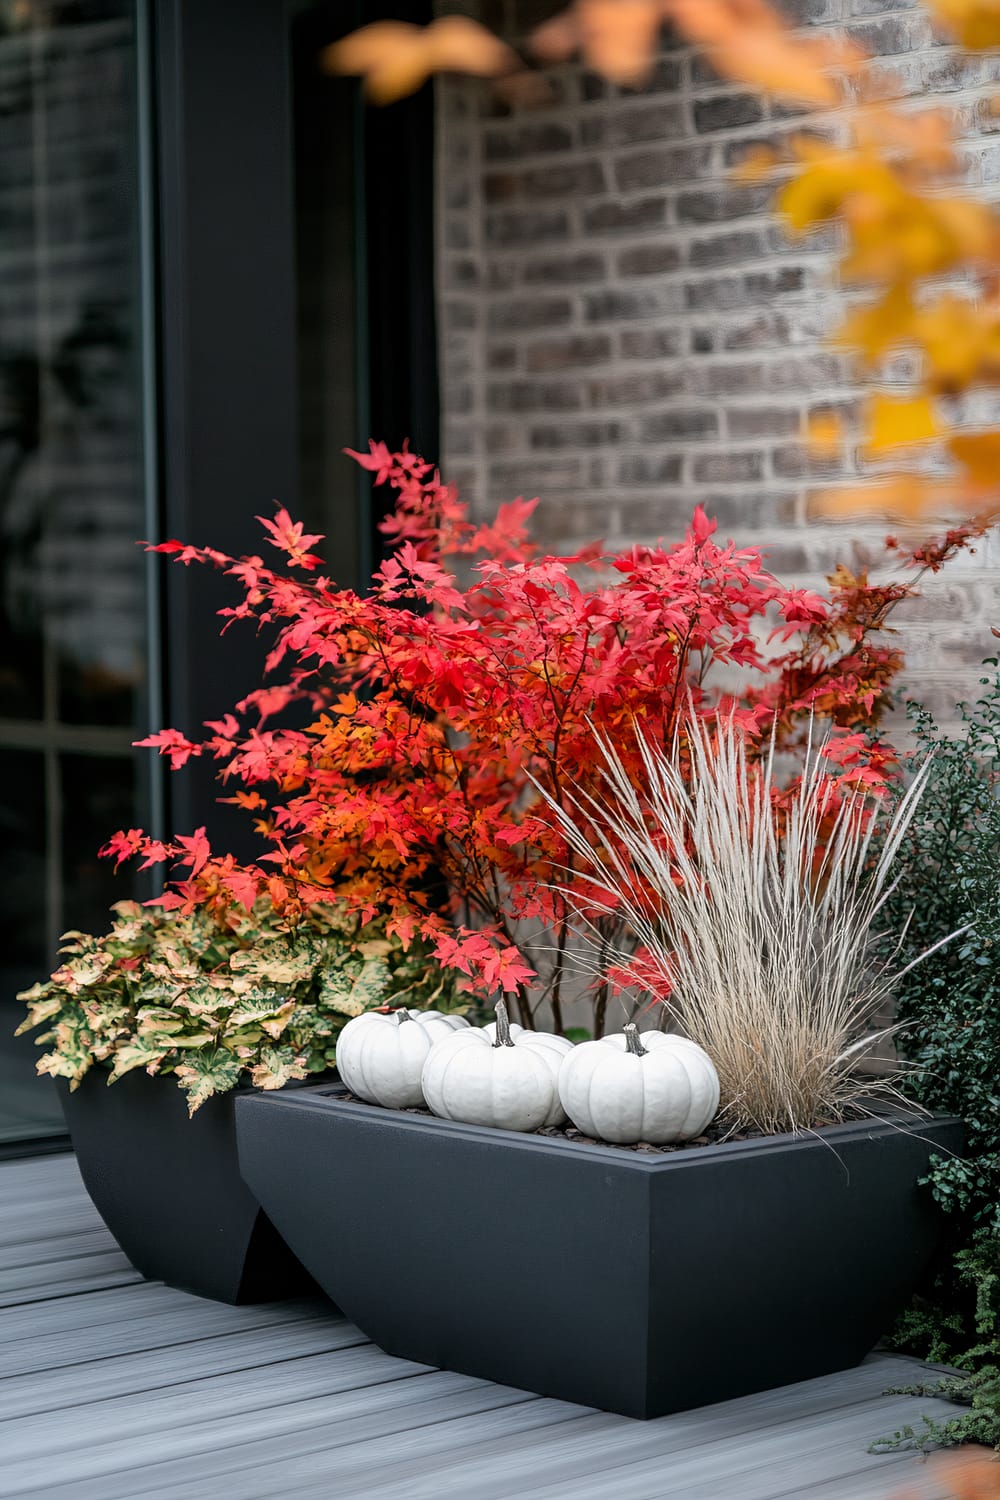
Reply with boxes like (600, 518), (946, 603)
(0, 1153), (967, 1499)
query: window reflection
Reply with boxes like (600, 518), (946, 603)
(0, 0), (147, 1142)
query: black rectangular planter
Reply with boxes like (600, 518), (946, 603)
(236, 1084), (962, 1418)
(60, 1071), (317, 1304)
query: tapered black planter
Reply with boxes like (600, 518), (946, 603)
(236, 1084), (962, 1418)
(59, 1070), (317, 1304)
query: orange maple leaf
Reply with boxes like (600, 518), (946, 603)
(667, 0), (859, 106)
(324, 18), (517, 103)
(532, 0), (663, 87)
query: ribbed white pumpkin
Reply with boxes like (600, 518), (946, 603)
(336, 1008), (470, 1109)
(421, 1000), (573, 1132)
(558, 1025), (719, 1145)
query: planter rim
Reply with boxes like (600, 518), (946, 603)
(241, 1083), (962, 1172)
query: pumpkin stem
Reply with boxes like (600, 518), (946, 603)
(624, 1023), (647, 1057)
(493, 999), (516, 1048)
(394, 1010), (411, 1026)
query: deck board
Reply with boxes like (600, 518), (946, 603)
(0, 1152), (967, 1499)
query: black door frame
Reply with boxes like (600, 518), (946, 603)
(149, 0), (438, 845)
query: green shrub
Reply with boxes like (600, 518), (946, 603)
(875, 667), (1000, 1451)
(17, 898), (463, 1113)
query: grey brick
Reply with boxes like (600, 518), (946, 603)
(760, 542), (812, 574)
(772, 445), (809, 479)
(781, 0), (844, 22)
(922, 51), (988, 94)
(699, 363), (768, 397)
(483, 122), (575, 160)
(622, 492), (795, 535)
(616, 243), (683, 277)
(486, 209), (571, 247)
(693, 94), (765, 134)
(684, 277), (746, 312)
(522, 161), (606, 199)
(485, 423), (521, 454)
(615, 145), (713, 193)
(676, 186), (772, 224)
(522, 252), (607, 285)
(620, 328), (683, 359)
(845, 15), (933, 55)
(589, 371), (687, 406)
(848, 0), (918, 12)
(688, 231), (768, 269)
(531, 420), (629, 449)
(722, 313), (793, 351)
(489, 457), (586, 492)
(525, 334), (612, 373)
(586, 286), (683, 322)
(444, 218), (472, 251)
(617, 496), (704, 536)
(488, 381), (583, 413)
(624, 58), (683, 94)
(581, 102), (685, 149)
(690, 53), (723, 88)
(445, 381), (474, 415)
(641, 409), (719, 441)
(531, 498), (618, 544)
(442, 302), (478, 332)
(744, 268), (809, 300)
(444, 257), (481, 288)
(487, 262), (519, 293)
(487, 345), (519, 371)
(484, 171), (518, 204)
(979, 145), (1000, 183)
(617, 454), (685, 486)
(691, 451), (765, 483)
(583, 197), (667, 235)
(726, 407), (802, 439)
(765, 354), (846, 391)
(487, 296), (574, 332)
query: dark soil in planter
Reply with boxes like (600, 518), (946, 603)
(60, 1069), (320, 1304)
(335, 1089), (885, 1154)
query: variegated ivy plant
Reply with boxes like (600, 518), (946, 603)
(17, 897), (463, 1113)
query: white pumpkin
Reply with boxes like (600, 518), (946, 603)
(421, 1000), (573, 1133)
(558, 1025), (719, 1145)
(336, 1008), (470, 1109)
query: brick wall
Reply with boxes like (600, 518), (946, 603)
(436, 0), (1000, 726)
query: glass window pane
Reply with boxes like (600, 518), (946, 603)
(0, 2), (149, 1144)
(61, 751), (136, 934)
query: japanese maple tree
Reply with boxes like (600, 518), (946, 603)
(105, 445), (985, 1034)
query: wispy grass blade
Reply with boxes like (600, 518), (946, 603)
(539, 715), (952, 1135)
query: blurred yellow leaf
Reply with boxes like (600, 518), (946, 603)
(914, 295), (992, 392)
(806, 411), (845, 456)
(324, 17), (517, 103)
(928, 0), (1000, 49)
(778, 151), (861, 233)
(668, 0), (855, 106)
(532, 0), (663, 86)
(730, 144), (780, 182)
(812, 475), (949, 522)
(865, 393), (940, 454)
(949, 430), (1000, 483)
(837, 286), (915, 365)
(926, 1445), (1000, 1498)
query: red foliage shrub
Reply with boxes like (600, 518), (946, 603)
(105, 443), (986, 1033)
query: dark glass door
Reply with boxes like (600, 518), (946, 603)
(0, 0), (152, 1144)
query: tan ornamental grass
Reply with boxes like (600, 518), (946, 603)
(542, 714), (955, 1136)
